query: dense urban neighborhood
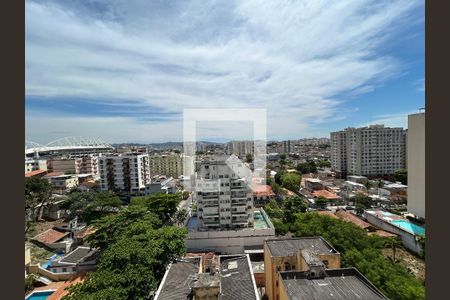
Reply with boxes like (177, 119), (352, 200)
(25, 112), (425, 300)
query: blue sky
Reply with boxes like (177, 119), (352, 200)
(25, 0), (424, 144)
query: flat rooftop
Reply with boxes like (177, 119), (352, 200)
(280, 268), (387, 299)
(266, 237), (338, 257)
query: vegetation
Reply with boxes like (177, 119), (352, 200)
(64, 200), (187, 299)
(25, 273), (37, 292)
(263, 211), (425, 300)
(61, 191), (122, 224)
(296, 160), (317, 174)
(315, 196), (328, 209)
(394, 169), (408, 185)
(245, 153), (253, 163)
(353, 192), (373, 215)
(283, 196), (307, 223)
(25, 177), (53, 229)
(182, 190), (190, 200)
(130, 193), (181, 224)
(316, 159), (331, 168)
(280, 173), (301, 193)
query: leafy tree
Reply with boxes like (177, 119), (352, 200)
(25, 274), (37, 292)
(283, 196), (307, 223)
(25, 177), (53, 223)
(316, 160), (331, 168)
(272, 212), (425, 300)
(131, 193), (181, 224)
(394, 169), (408, 185)
(296, 160), (317, 174)
(182, 191), (190, 200)
(280, 173), (301, 193)
(60, 191), (96, 221)
(245, 153), (253, 163)
(75, 191), (122, 224)
(279, 154), (287, 160)
(64, 208), (187, 300)
(270, 182), (281, 195)
(264, 200), (284, 219)
(353, 193), (372, 215)
(174, 209), (188, 226)
(363, 179), (372, 191)
(274, 171), (284, 185)
(315, 196), (328, 209)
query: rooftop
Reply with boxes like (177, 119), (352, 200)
(335, 209), (372, 230)
(59, 246), (99, 264)
(280, 268), (387, 299)
(25, 169), (48, 177)
(265, 237), (337, 257)
(312, 190), (341, 200)
(32, 228), (70, 245)
(219, 255), (258, 300)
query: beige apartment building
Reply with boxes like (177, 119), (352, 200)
(331, 125), (406, 178)
(407, 112), (425, 219)
(264, 237), (341, 300)
(50, 156), (99, 176)
(149, 154), (183, 178)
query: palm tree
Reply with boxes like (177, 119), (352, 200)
(386, 237), (402, 262)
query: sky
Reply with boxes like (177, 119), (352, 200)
(25, 0), (425, 144)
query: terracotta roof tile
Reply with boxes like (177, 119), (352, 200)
(32, 228), (69, 244)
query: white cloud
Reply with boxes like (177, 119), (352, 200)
(25, 0), (423, 142)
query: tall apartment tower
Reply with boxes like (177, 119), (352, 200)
(407, 112), (425, 219)
(99, 153), (150, 196)
(283, 140), (292, 153)
(330, 125), (406, 178)
(228, 141), (254, 157)
(194, 156), (254, 229)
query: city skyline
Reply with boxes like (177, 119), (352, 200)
(26, 0), (424, 143)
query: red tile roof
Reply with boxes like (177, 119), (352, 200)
(317, 211), (339, 219)
(32, 228), (69, 244)
(43, 172), (65, 178)
(47, 275), (85, 300)
(25, 169), (48, 177)
(335, 210), (372, 229)
(252, 185), (275, 196)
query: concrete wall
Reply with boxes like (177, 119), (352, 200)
(407, 113), (425, 219)
(364, 213), (422, 254)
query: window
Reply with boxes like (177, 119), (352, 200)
(62, 268), (67, 272)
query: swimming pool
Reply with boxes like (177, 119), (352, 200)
(254, 211), (269, 229)
(41, 253), (64, 269)
(391, 220), (425, 235)
(25, 290), (55, 300)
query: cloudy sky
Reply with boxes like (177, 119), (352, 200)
(25, 0), (424, 144)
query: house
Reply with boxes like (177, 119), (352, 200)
(264, 237), (341, 300)
(44, 173), (79, 195)
(31, 228), (73, 252)
(43, 246), (99, 276)
(252, 185), (275, 207)
(25, 169), (48, 178)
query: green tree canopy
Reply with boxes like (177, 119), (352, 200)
(315, 196), (328, 209)
(283, 195), (307, 223)
(130, 193), (181, 224)
(280, 173), (301, 193)
(394, 169), (408, 185)
(245, 153), (253, 163)
(25, 177), (53, 222)
(296, 160), (317, 174)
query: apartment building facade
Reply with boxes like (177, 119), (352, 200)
(331, 125), (406, 178)
(149, 154), (183, 178)
(25, 159), (48, 174)
(50, 156), (99, 176)
(99, 153), (150, 196)
(194, 156), (254, 229)
(227, 140), (254, 157)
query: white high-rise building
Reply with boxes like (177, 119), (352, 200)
(194, 156), (254, 229)
(149, 154), (183, 178)
(99, 153), (150, 196)
(407, 112), (425, 219)
(331, 125), (406, 178)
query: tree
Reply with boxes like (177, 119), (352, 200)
(279, 154), (287, 160)
(394, 169), (407, 185)
(25, 273), (37, 292)
(130, 193), (181, 224)
(363, 179), (372, 191)
(64, 208), (187, 300)
(275, 212), (425, 300)
(280, 173), (301, 193)
(245, 153), (253, 163)
(296, 161), (317, 174)
(283, 196), (307, 223)
(385, 236), (402, 262)
(316, 160), (331, 168)
(79, 191), (122, 224)
(60, 191), (96, 221)
(354, 193), (372, 215)
(274, 171), (284, 185)
(182, 191), (190, 200)
(25, 177), (53, 223)
(174, 209), (188, 226)
(315, 196), (328, 209)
